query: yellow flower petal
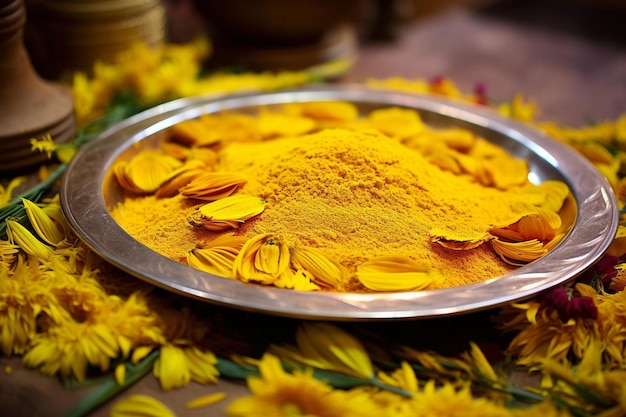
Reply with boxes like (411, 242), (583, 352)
(192, 195), (266, 231)
(123, 150), (183, 193)
(185, 392), (227, 409)
(233, 233), (290, 284)
(491, 238), (547, 266)
(110, 394), (176, 417)
(430, 230), (494, 250)
(179, 172), (247, 201)
(356, 255), (443, 291)
(296, 322), (374, 379)
(5, 219), (53, 260)
(187, 234), (247, 278)
(115, 363), (126, 385)
(367, 107), (425, 139)
(290, 246), (344, 288)
(21, 198), (64, 246)
(169, 118), (217, 147)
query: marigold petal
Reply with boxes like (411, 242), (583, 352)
(110, 394), (176, 417)
(192, 195), (266, 231)
(21, 198), (64, 246)
(290, 246), (343, 288)
(356, 255), (443, 291)
(491, 238), (547, 265)
(180, 172), (247, 201)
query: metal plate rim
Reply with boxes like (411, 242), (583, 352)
(60, 84), (619, 320)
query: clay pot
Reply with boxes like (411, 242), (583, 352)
(0, 0), (75, 172)
(24, 0), (166, 79)
(192, 0), (362, 70)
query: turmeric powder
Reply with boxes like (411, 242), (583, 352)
(111, 102), (574, 292)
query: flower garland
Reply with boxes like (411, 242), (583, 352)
(1, 39), (626, 417)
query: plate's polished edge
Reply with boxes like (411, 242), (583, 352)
(60, 85), (619, 320)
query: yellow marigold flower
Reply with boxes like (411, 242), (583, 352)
(23, 319), (119, 381)
(192, 194), (266, 231)
(269, 322), (374, 380)
(376, 361), (419, 394)
(540, 339), (626, 415)
(153, 344), (191, 390)
(464, 342), (498, 381)
(367, 107), (425, 139)
(30, 134), (55, 159)
(179, 172), (247, 201)
(496, 284), (604, 367)
(153, 344), (218, 391)
(110, 394), (175, 417)
(187, 233), (248, 278)
(512, 400), (575, 417)
(233, 233), (290, 284)
(0, 240), (19, 270)
(498, 93), (538, 123)
(227, 353), (383, 417)
(409, 380), (514, 417)
(0, 176), (25, 208)
(290, 246), (344, 288)
(21, 198), (64, 246)
(0, 256), (46, 355)
(5, 219), (53, 260)
(356, 255), (444, 291)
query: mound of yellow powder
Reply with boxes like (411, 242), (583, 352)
(114, 127), (538, 290)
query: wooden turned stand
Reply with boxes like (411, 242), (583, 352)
(0, 0), (75, 172)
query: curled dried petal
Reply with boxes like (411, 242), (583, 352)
(191, 195), (266, 231)
(114, 150), (183, 194)
(233, 233), (290, 284)
(430, 230), (494, 250)
(180, 172), (247, 201)
(356, 255), (443, 291)
(491, 238), (547, 266)
(290, 246), (343, 288)
(188, 234), (248, 278)
(517, 208), (562, 241)
(155, 160), (206, 198)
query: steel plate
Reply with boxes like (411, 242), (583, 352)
(60, 85), (618, 320)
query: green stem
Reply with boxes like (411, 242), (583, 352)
(63, 349), (160, 417)
(369, 376), (414, 398)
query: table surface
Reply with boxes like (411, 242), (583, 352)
(2, 1), (626, 416)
